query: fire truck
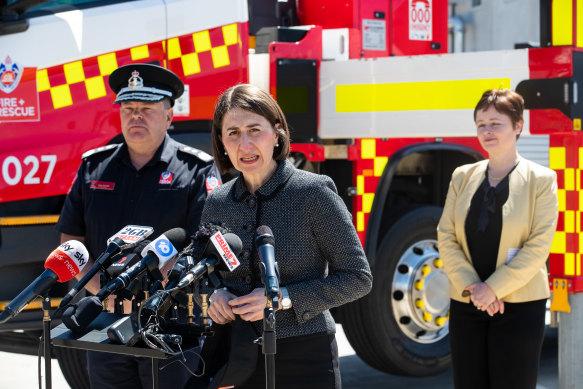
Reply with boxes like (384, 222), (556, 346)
(0, 0), (578, 387)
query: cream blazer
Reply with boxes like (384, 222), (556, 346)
(437, 158), (558, 303)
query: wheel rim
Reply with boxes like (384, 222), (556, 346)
(391, 239), (449, 344)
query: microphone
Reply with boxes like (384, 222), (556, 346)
(98, 228), (189, 300)
(255, 226), (280, 305)
(105, 251), (142, 279)
(57, 225), (154, 311)
(61, 228), (189, 332)
(176, 232), (243, 289)
(0, 241), (89, 324)
(140, 223), (230, 317)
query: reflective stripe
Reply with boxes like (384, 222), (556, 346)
(131, 45), (150, 60)
(37, 23), (241, 110)
(0, 215), (59, 226)
(548, 140), (583, 277)
(336, 78), (510, 113)
(0, 297), (62, 311)
(578, 0), (583, 47)
(552, 0), (573, 46)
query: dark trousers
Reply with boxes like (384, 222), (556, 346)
(449, 299), (546, 389)
(235, 333), (341, 389)
(87, 349), (199, 389)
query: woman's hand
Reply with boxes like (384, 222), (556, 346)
(208, 288), (237, 324)
(485, 299), (505, 316)
(464, 282), (497, 311)
(229, 288), (267, 322)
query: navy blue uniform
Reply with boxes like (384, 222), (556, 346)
(56, 133), (219, 389)
(57, 134), (218, 258)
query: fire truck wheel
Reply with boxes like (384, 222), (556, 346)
(53, 347), (89, 389)
(340, 206), (451, 376)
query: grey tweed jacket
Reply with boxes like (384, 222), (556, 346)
(201, 159), (372, 339)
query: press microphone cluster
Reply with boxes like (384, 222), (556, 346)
(62, 228), (189, 332)
(140, 229), (242, 319)
(0, 240), (89, 324)
(57, 225), (154, 312)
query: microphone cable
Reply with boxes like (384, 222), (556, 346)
(135, 299), (207, 379)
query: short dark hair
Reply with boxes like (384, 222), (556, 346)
(211, 84), (291, 174)
(474, 89), (524, 139)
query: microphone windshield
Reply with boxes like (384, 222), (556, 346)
(182, 222), (229, 258)
(164, 228), (189, 251)
(45, 240), (90, 282)
(193, 222), (229, 242)
(255, 225), (275, 246)
(164, 227), (188, 251)
(130, 239), (151, 255)
(224, 233), (243, 257)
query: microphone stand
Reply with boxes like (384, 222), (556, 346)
(41, 292), (52, 389)
(262, 298), (277, 389)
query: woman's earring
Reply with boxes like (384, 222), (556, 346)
(224, 151), (228, 155)
(275, 143), (279, 147)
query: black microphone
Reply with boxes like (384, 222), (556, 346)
(98, 228), (189, 300)
(255, 226), (279, 306)
(176, 232), (243, 289)
(140, 223), (230, 317)
(61, 228), (189, 332)
(105, 251), (142, 279)
(57, 225), (154, 312)
(0, 241), (89, 324)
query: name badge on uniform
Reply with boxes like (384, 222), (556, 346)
(159, 171), (173, 185)
(206, 175), (221, 194)
(90, 180), (115, 191)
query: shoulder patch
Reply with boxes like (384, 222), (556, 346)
(179, 146), (213, 163)
(82, 144), (120, 159)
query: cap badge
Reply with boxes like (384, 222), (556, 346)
(128, 70), (143, 90)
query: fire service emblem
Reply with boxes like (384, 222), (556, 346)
(0, 56), (23, 94)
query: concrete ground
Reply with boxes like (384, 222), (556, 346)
(0, 325), (558, 388)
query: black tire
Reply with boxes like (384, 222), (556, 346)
(53, 347), (89, 389)
(340, 206), (451, 376)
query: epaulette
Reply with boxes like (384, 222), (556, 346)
(81, 144), (120, 159)
(178, 146), (213, 163)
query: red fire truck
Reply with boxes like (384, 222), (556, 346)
(0, 0), (578, 387)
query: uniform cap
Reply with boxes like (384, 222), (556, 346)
(108, 63), (184, 107)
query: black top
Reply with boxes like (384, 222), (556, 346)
(465, 171), (511, 281)
(56, 134), (218, 260)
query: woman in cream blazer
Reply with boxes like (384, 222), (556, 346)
(438, 89), (558, 389)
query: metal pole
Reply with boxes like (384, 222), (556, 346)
(42, 294), (52, 389)
(152, 358), (159, 389)
(263, 304), (276, 389)
(559, 293), (583, 389)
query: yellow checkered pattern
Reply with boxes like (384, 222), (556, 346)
(356, 139), (388, 232)
(35, 23), (240, 110)
(167, 23), (239, 76)
(549, 146), (583, 276)
(37, 51), (119, 109)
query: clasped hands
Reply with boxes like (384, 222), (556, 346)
(464, 282), (505, 316)
(207, 287), (274, 324)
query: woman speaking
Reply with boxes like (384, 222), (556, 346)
(199, 84), (372, 389)
(438, 89), (558, 389)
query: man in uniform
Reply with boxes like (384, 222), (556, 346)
(56, 63), (220, 388)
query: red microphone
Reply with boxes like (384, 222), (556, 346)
(0, 240), (89, 323)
